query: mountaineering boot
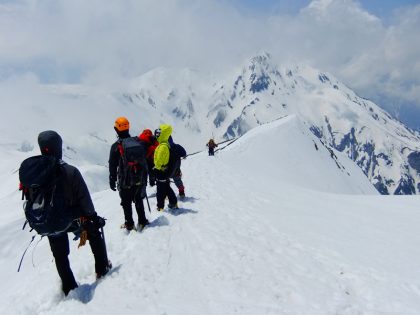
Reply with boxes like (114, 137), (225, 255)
(96, 260), (112, 279)
(137, 220), (150, 232)
(63, 282), (78, 296)
(168, 203), (179, 209)
(157, 207), (164, 212)
(121, 222), (135, 231)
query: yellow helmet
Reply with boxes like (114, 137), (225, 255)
(114, 117), (129, 132)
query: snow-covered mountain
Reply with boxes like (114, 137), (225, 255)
(121, 53), (420, 195)
(1, 53), (419, 195)
(5, 117), (420, 314)
(4, 75), (420, 313)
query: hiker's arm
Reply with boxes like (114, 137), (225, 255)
(108, 143), (119, 183)
(71, 168), (96, 217)
(177, 144), (187, 158)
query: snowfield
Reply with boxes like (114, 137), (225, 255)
(1, 116), (420, 315)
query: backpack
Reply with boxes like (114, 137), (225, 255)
(19, 155), (73, 236)
(166, 143), (186, 178)
(117, 137), (147, 189)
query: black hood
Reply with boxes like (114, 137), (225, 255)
(115, 128), (130, 139)
(38, 130), (63, 159)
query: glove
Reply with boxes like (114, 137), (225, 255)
(93, 215), (106, 228)
(110, 180), (116, 191)
(149, 177), (156, 187)
(84, 215), (106, 230)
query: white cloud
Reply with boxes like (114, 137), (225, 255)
(0, 0), (419, 112)
(0, 0), (264, 79)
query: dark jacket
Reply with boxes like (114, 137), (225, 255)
(108, 131), (130, 183)
(60, 163), (96, 217)
(38, 130), (96, 218)
(172, 143), (186, 158)
(109, 131), (148, 189)
(166, 137), (187, 178)
(207, 139), (217, 149)
(168, 136), (187, 158)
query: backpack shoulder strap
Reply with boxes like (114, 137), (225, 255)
(117, 139), (124, 157)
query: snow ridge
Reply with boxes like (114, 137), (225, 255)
(2, 118), (420, 314)
(123, 53), (420, 194)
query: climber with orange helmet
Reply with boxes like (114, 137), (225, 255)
(109, 117), (149, 231)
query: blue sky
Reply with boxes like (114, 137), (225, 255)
(229, 0), (420, 18)
(359, 0), (420, 18)
(236, 0), (420, 13)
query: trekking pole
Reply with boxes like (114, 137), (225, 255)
(101, 226), (106, 250)
(100, 226), (110, 263)
(17, 235), (36, 272)
(145, 194), (151, 213)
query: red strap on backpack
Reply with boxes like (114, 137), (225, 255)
(19, 182), (28, 200)
(128, 162), (138, 170)
(117, 142), (124, 157)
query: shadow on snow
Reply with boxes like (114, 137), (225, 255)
(148, 215), (170, 227)
(166, 207), (198, 216)
(179, 196), (199, 203)
(66, 265), (122, 304)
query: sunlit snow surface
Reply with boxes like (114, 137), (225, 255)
(1, 116), (420, 314)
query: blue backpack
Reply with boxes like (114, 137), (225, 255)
(19, 155), (73, 236)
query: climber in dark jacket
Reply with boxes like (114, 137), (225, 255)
(168, 136), (187, 198)
(207, 138), (217, 156)
(38, 130), (111, 296)
(108, 117), (149, 231)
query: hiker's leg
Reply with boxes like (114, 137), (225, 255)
(173, 169), (184, 190)
(48, 234), (77, 295)
(119, 188), (134, 225)
(86, 223), (109, 275)
(155, 171), (167, 209)
(167, 181), (178, 206)
(156, 180), (167, 209)
(134, 185), (148, 225)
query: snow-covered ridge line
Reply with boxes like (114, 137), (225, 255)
(122, 53), (420, 194)
(5, 114), (420, 315)
(1, 52), (418, 194)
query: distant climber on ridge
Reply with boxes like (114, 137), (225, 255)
(207, 138), (218, 156)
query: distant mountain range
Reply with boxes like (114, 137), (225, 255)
(121, 53), (420, 195)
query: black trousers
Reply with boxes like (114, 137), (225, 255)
(155, 171), (177, 209)
(48, 224), (108, 295)
(119, 185), (148, 225)
(172, 168), (184, 192)
(208, 148), (215, 156)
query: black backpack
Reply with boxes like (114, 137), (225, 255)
(117, 137), (147, 189)
(19, 155), (73, 236)
(166, 143), (186, 178)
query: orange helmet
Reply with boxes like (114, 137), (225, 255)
(114, 117), (129, 132)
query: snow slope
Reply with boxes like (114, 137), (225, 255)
(2, 53), (420, 195)
(122, 53), (420, 195)
(2, 116), (420, 315)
